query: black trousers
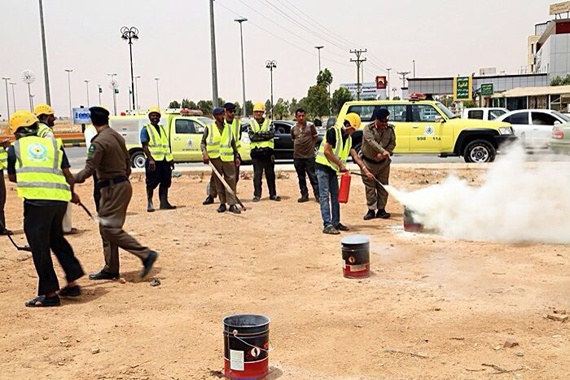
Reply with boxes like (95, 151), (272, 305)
(293, 157), (319, 198)
(93, 172), (101, 212)
(0, 170), (6, 229)
(23, 202), (84, 296)
(145, 159), (172, 191)
(252, 152), (276, 198)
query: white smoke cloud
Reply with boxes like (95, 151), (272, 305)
(387, 146), (570, 243)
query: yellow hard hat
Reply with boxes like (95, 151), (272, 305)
(33, 103), (55, 116)
(253, 102), (265, 112)
(9, 110), (39, 133)
(147, 106), (161, 116)
(344, 113), (362, 129)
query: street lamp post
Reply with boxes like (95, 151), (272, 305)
(209, 0), (219, 108)
(120, 26), (139, 112)
(2, 77), (10, 119)
(315, 45), (324, 73)
(107, 73), (118, 116)
(64, 69), (73, 120)
(154, 77), (160, 108)
(38, 0), (51, 104)
(97, 84), (102, 105)
(84, 79), (90, 106)
(234, 17), (247, 117)
(134, 75), (140, 111)
(22, 70), (36, 112)
(9, 82), (16, 112)
(386, 67), (392, 100)
(265, 60), (276, 117)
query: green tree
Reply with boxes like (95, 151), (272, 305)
(289, 98), (299, 114)
(306, 84), (329, 118)
(197, 100), (213, 115)
(244, 100), (253, 117)
(181, 98), (192, 108)
(317, 68), (333, 88)
(274, 98), (289, 120)
(331, 87), (353, 114)
(551, 74), (570, 86)
(462, 100), (478, 108)
(168, 100), (180, 108)
(264, 99), (271, 116)
(234, 101), (242, 117)
(187, 100), (197, 109)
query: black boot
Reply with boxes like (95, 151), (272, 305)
(146, 188), (155, 212)
(159, 187), (176, 210)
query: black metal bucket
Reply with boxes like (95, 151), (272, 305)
(341, 235), (370, 278)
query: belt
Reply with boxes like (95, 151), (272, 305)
(98, 176), (129, 188)
(362, 155), (379, 164)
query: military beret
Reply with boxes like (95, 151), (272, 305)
(212, 107), (225, 116)
(374, 108), (390, 121)
(223, 102), (236, 111)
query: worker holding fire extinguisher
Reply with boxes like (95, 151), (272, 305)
(315, 113), (373, 235)
(361, 108), (396, 220)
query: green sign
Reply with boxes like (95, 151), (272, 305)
(480, 83), (494, 96)
(455, 76), (471, 100)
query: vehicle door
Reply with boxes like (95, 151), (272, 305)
(408, 104), (448, 152)
(379, 104), (409, 152)
(503, 111), (531, 146)
(272, 121), (293, 159)
(529, 111), (561, 148)
(169, 116), (203, 161)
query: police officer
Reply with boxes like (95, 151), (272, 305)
(360, 108), (396, 220)
(201, 107), (241, 214)
(75, 106), (158, 280)
(0, 137), (12, 235)
(141, 106), (176, 212)
(249, 102), (280, 202)
(202, 102), (242, 205)
(7, 110), (84, 307)
(315, 113), (373, 234)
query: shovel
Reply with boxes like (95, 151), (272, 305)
(0, 220), (31, 252)
(208, 161), (246, 211)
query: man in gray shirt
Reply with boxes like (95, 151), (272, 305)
(291, 108), (319, 202)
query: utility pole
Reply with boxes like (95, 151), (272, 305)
(235, 17), (247, 117)
(397, 71), (411, 88)
(209, 0), (219, 108)
(386, 68), (392, 100)
(413, 60), (416, 78)
(84, 79), (90, 106)
(38, 0), (51, 104)
(2, 77), (10, 119)
(9, 82), (16, 112)
(65, 69), (73, 120)
(350, 49), (367, 100)
(315, 45), (324, 73)
(97, 84), (102, 105)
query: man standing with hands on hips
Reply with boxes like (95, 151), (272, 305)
(291, 108), (319, 202)
(361, 108), (396, 220)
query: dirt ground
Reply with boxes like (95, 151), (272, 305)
(0, 165), (568, 380)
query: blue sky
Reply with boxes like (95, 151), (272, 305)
(0, 0), (558, 116)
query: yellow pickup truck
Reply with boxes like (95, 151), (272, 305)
(110, 109), (251, 167)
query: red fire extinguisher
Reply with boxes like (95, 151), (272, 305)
(338, 172), (351, 203)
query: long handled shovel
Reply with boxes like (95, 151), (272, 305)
(0, 220), (31, 252)
(208, 161), (246, 211)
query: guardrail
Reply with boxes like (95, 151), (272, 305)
(0, 133), (86, 147)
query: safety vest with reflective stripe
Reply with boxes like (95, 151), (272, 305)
(13, 136), (71, 202)
(250, 119), (274, 150)
(145, 124), (173, 161)
(0, 147), (7, 170)
(225, 118), (242, 150)
(207, 123), (234, 162)
(37, 123), (53, 138)
(315, 126), (352, 173)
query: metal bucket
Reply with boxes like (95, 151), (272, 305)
(403, 206), (424, 232)
(341, 235), (370, 279)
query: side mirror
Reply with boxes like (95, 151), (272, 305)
(554, 120), (561, 125)
(197, 126), (204, 133)
(435, 116), (445, 123)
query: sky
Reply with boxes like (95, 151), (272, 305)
(0, 0), (558, 117)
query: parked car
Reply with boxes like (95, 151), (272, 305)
(495, 109), (570, 150)
(241, 120), (324, 159)
(549, 123), (570, 154)
(462, 107), (509, 121)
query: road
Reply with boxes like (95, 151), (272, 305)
(65, 147), (570, 169)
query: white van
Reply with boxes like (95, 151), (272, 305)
(462, 107), (509, 121)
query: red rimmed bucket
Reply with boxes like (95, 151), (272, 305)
(223, 314), (270, 380)
(403, 206), (424, 232)
(341, 235), (370, 279)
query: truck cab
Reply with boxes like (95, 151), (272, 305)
(110, 109), (251, 168)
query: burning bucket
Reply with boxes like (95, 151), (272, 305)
(403, 206), (424, 232)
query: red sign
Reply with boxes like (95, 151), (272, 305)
(375, 75), (387, 89)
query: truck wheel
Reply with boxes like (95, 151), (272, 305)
(131, 151), (146, 168)
(463, 140), (496, 163)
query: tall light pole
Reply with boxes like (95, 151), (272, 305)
(154, 77), (160, 108)
(134, 75), (141, 111)
(107, 73), (118, 116)
(97, 84), (102, 105)
(413, 60), (416, 78)
(386, 68), (392, 100)
(235, 17), (247, 117)
(209, 0), (219, 107)
(38, 0), (51, 104)
(84, 79), (90, 106)
(265, 60), (277, 117)
(120, 26), (139, 112)
(2, 77), (10, 119)
(22, 70), (36, 111)
(315, 45), (324, 73)
(64, 69), (73, 119)
(9, 82), (16, 112)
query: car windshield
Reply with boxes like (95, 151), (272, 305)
(435, 103), (457, 119)
(197, 117), (214, 125)
(551, 111), (570, 122)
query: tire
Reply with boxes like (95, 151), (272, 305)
(463, 139), (496, 163)
(131, 151), (146, 168)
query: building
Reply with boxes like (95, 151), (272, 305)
(533, 2), (570, 78)
(340, 82), (386, 100)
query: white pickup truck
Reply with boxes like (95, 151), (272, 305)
(462, 107), (509, 121)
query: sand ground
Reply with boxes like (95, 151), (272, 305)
(0, 165), (568, 380)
